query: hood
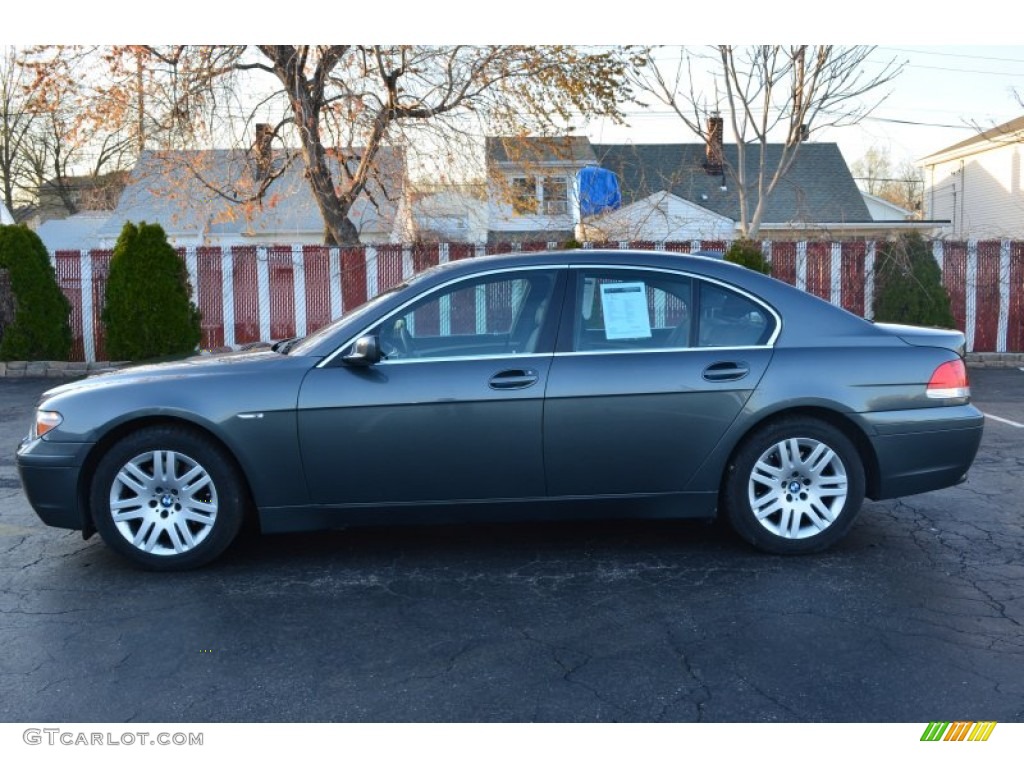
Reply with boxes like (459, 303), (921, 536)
(873, 323), (966, 357)
(42, 350), (294, 400)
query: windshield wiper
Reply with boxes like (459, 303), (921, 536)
(271, 337), (300, 354)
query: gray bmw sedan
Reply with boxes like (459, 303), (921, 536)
(17, 250), (984, 569)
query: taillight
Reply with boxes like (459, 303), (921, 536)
(926, 359), (970, 399)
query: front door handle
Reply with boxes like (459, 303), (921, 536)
(489, 369), (539, 390)
(702, 361), (750, 382)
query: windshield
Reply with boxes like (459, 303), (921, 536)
(286, 281), (408, 356)
(285, 259), (462, 356)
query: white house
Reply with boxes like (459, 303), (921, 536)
(486, 136), (595, 245)
(97, 142), (408, 248)
(35, 211), (112, 252)
(861, 192), (914, 222)
(0, 200), (14, 225)
(578, 191), (734, 242)
(488, 134), (938, 245)
(920, 115), (1024, 239)
(400, 187), (488, 244)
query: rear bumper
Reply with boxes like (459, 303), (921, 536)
(15, 436), (91, 531)
(863, 404), (984, 500)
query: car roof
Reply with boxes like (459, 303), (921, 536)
(424, 248), (733, 280)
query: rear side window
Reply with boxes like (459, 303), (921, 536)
(697, 282), (774, 347)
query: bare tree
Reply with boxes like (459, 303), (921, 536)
(852, 145), (923, 214)
(888, 158), (925, 214)
(8, 46), (136, 218)
(0, 47), (38, 215)
(35, 45), (633, 246)
(632, 46), (904, 238)
(851, 145), (892, 197)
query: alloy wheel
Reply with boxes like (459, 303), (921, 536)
(747, 437), (849, 540)
(108, 450), (219, 556)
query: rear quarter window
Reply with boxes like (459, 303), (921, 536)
(698, 282), (775, 347)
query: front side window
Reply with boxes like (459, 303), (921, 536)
(372, 270), (560, 361)
(574, 270), (693, 352)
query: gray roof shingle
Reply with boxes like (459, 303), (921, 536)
(592, 142), (871, 224)
(486, 136), (596, 166)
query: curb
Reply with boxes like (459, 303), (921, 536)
(0, 361), (126, 379)
(965, 353), (1024, 369)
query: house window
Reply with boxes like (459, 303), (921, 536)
(542, 177), (569, 215)
(418, 215), (468, 232)
(511, 176), (538, 215)
(509, 175), (570, 217)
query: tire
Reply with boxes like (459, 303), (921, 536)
(722, 417), (865, 555)
(90, 425), (246, 570)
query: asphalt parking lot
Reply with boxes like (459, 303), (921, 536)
(1, 368), (1021, 723)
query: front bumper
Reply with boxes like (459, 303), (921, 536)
(15, 435), (92, 531)
(863, 404), (985, 500)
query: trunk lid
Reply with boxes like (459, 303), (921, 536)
(873, 322), (967, 357)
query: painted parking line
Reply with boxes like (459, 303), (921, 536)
(984, 412), (1024, 428)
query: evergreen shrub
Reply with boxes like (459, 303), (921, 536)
(102, 222), (201, 361)
(0, 224), (72, 361)
(873, 233), (955, 328)
(724, 239), (771, 274)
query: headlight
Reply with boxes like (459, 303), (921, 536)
(31, 410), (63, 440)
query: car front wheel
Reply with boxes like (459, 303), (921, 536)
(90, 425), (246, 570)
(722, 418), (866, 554)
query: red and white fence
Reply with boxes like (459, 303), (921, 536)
(51, 239), (1024, 362)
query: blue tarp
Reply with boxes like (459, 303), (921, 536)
(577, 166), (622, 217)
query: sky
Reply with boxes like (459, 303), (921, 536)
(775, 45), (1024, 166)
(4, 2), (1024, 175)
(583, 45), (1024, 170)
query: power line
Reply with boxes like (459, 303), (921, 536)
(609, 106), (979, 131)
(887, 61), (1024, 77)
(877, 46), (1024, 64)
(857, 114), (977, 130)
(852, 176), (924, 183)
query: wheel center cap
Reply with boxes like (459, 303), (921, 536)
(789, 481), (802, 494)
(160, 494), (174, 508)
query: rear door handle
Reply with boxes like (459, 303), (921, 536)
(489, 369), (539, 390)
(702, 361), (750, 382)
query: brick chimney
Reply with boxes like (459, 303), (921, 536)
(788, 123), (810, 147)
(254, 123), (273, 180)
(705, 114), (724, 175)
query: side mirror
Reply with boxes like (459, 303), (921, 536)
(342, 335), (382, 366)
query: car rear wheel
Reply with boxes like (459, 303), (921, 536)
(723, 418), (865, 554)
(90, 425), (245, 570)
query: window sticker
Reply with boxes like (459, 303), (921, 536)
(600, 282), (652, 340)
